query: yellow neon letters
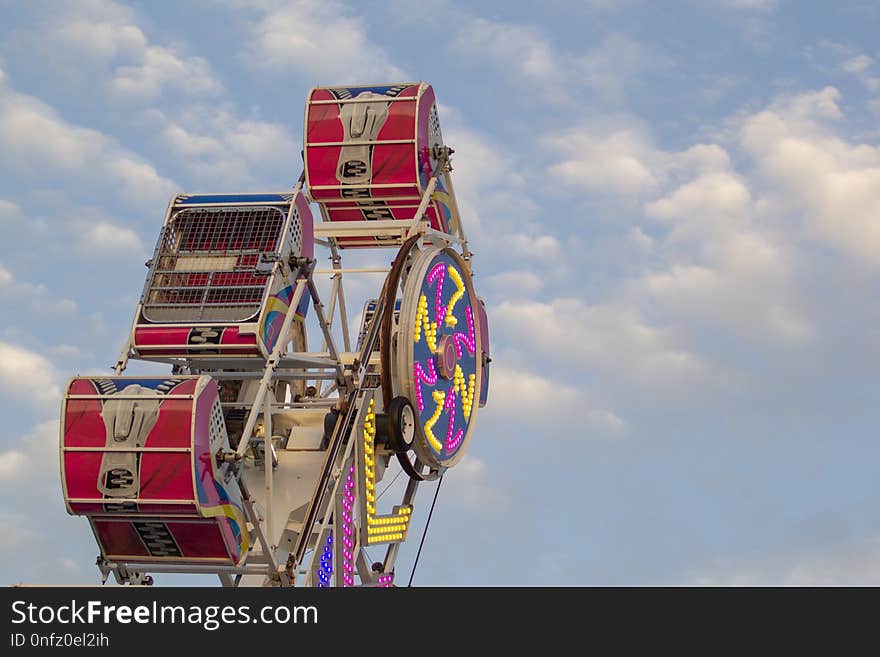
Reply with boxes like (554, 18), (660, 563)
(363, 399), (413, 544)
(413, 293), (438, 353)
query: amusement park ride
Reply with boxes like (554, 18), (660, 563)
(58, 82), (491, 587)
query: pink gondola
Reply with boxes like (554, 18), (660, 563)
(304, 82), (455, 247)
(60, 376), (248, 565)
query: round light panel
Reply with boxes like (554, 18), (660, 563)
(395, 247), (482, 469)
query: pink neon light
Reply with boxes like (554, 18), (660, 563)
(444, 387), (457, 448)
(378, 573), (394, 587)
(427, 262), (446, 325)
(342, 466), (356, 586)
(414, 359), (438, 412)
(443, 387), (464, 451)
(453, 305), (476, 357)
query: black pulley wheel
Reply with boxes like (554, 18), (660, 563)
(379, 396), (416, 453)
(375, 396), (416, 453)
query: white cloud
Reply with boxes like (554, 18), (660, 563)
(637, 233), (815, 345)
(56, 18), (147, 60)
(0, 417), (94, 585)
(239, 0), (405, 80)
(77, 222), (144, 255)
(0, 197), (145, 267)
(492, 299), (709, 389)
(441, 457), (508, 507)
(453, 18), (561, 83)
(452, 19), (662, 102)
(645, 171), (752, 237)
(12, 1), (222, 103)
(430, 104), (533, 248)
(0, 199), (22, 221)
(110, 45), (220, 102)
(574, 0), (642, 10)
(741, 87), (880, 265)
(635, 141), (813, 344)
(575, 34), (663, 102)
(0, 343), (61, 408)
(718, 0), (779, 10)
(840, 54), (880, 92)
(691, 537), (880, 585)
(47, 345), (86, 359)
(540, 89), (879, 346)
(629, 226), (655, 250)
(641, 264), (718, 296)
(486, 270), (544, 296)
(545, 126), (737, 202)
(545, 124), (658, 196)
(841, 54), (872, 75)
(0, 451), (26, 481)
(0, 263), (12, 287)
(488, 362), (625, 434)
(0, 87), (176, 204)
(0, 512), (34, 552)
(809, 42), (880, 93)
(586, 408), (627, 433)
(147, 106), (299, 186)
(0, 420), (59, 483)
(440, 106), (526, 198)
(0, 272), (78, 319)
(505, 233), (563, 262)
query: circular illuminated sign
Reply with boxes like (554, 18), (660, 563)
(395, 247), (482, 469)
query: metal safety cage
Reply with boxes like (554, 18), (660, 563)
(120, 191), (314, 365)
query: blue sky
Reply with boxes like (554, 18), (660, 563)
(1, 0), (879, 585)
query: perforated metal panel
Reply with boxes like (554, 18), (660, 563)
(428, 103), (443, 146)
(287, 205), (303, 255)
(209, 398), (227, 449)
(143, 206), (286, 323)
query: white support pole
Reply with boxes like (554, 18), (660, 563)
(337, 275), (352, 353)
(441, 166), (471, 264)
(263, 391), (274, 551)
(305, 276), (347, 388)
(405, 175), (439, 241)
(234, 276), (308, 460)
(113, 307), (139, 375)
(321, 274), (340, 353)
(329, 243), (352, 352)
(237, 477), (279, 578)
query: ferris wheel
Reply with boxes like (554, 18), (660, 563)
(58, 82), (491, 587)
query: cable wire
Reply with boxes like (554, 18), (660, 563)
(407, 474), (444, 587)
(376, 468), (404, 501)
